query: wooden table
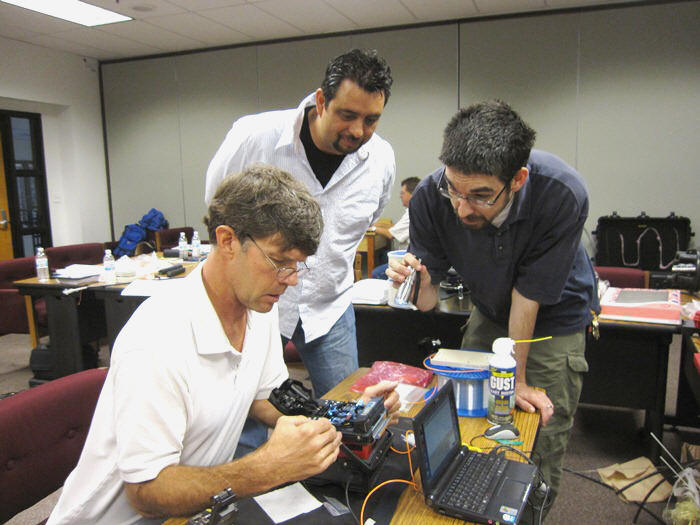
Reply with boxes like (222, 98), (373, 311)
(14, 260), (196, 381)
(164, 368), (540, 525)
(356, 230), (389, 278)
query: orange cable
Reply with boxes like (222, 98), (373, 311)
(360, 479), (417, 525)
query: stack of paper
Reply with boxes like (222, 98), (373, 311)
(431, 348), (491, 370)
(54, 264), (102, 285)
(599, 287), (682, 325)
(351, 278), (389, 305)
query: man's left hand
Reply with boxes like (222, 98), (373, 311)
(359, 380), (400, 420)
(515, 381), (555, 426)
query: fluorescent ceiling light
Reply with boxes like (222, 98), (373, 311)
(1, 0), (132, 26)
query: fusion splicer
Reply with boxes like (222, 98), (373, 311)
(269, 379), (393, 492)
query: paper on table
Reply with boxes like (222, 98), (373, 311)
(351, 278), (390, 305)
(54, 264), (102, 279)
(253, 482), (322, 523)
(120, 278), (186, 297)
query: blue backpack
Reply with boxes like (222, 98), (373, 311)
(113, 209), (169, 257)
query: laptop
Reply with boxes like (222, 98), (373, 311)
(413, 380), (537, 524)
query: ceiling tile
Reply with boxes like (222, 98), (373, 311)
(48, 27), (162, 57)
(399, 0), (479, 22)
(144, 12), (251, 45)
(544, 0), (635, 7)
(165, 0), (247, 9)
(198, 3), (304, 40)
(87, 0), (186, 19)
(0, 3), (83, 34)
(474, 0), (546, 16)
(324, 0), (417, 29)
(254, 0), (356, 34)
(23, 33), (118, 59)
(0, 20), (41, 41)
(98, 19), (205, 50)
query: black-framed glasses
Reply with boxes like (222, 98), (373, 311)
(246, 235), (309, 280)
(437, 170), (508, 208)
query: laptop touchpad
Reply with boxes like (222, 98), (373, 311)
(500, 479), (527, 503)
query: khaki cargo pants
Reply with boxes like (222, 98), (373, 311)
(461, 308), (588, 507)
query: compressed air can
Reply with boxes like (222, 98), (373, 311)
(487, 337), (516, 425)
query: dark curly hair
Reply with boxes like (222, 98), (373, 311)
(439, 100), (536, 184)
(321, 49), (392, 106)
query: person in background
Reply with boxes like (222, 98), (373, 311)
(48, 165), (399, 525)
(371, 176), (420, 279)
(388, 101), (598, 517)
(205, 49), (395, 398)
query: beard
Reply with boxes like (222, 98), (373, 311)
(455, 213), (488, 230)
(332, 133), (364, 154)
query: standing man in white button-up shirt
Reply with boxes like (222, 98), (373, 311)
(206, 49), (396, 399)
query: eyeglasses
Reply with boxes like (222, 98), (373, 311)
(246, 235), (309, 280)
(438, 170), (508, 208)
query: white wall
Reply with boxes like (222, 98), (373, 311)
(0, 36), (108, 246)
(101, 3), (700, 254)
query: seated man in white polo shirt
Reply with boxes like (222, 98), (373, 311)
(48, 165), (399, 525)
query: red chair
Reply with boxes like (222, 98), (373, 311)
(595, 266), (648, 288)
(0, 256), (47, 336)
(45, 243), (104, 274)
(0, 368), (108, 523)
(155, 227), (194, 252)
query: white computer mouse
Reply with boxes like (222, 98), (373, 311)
(484, 423), (520, 441)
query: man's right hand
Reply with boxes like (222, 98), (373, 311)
(260, 415), (342, 482)
(386, 251), (436, 310)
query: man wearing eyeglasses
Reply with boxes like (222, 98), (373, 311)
(387, 101), (598, 513)
(48, 165), (399, 525)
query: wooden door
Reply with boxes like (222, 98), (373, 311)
(0, 130), (13, 260)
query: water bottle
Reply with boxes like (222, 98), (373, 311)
(35, 247), (49, 281)
(191, 230), (201, 259)
(103, 249), (116, 284)
(487, 337), (516, 425)
(178, 231), (188, 259)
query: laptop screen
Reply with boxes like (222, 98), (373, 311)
(418, 382), (461, 491)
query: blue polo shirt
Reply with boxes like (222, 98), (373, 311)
(409, 150), (598, 336)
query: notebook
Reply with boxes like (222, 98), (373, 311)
(599, 287), (682, 325)
(413, 381), (537, 524)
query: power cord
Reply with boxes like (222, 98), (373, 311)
(345, 476), (360, 525)
(562, 467), (665, 524)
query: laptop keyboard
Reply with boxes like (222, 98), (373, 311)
(440, 451), (508, 514)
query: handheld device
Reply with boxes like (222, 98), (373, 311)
(269, 379), (393, 491)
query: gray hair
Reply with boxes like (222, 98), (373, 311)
(204, 164), (323, 255)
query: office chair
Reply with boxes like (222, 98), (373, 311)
(0, 368), (108, 523)
(595, 266), (648, 288)
(0, 256), (48, 337)
(155, 226), (194, 252)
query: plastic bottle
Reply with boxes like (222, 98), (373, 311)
(103, 249), (116, 284)
(178, 231), (188, 259)
(35, 247), (49, 281)
(191, 230), (201, 259)
(487, 337), (516, 425)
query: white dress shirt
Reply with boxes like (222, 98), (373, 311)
(205, 94), (396, 341)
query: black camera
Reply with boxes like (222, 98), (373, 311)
(649, 249), (700, 291)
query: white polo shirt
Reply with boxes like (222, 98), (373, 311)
(47, 264), (288, 525)
(389, 208), (410, 249)
(205, 93), (396, 341)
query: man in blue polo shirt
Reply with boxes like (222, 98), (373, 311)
(387, 100), (598, 515)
